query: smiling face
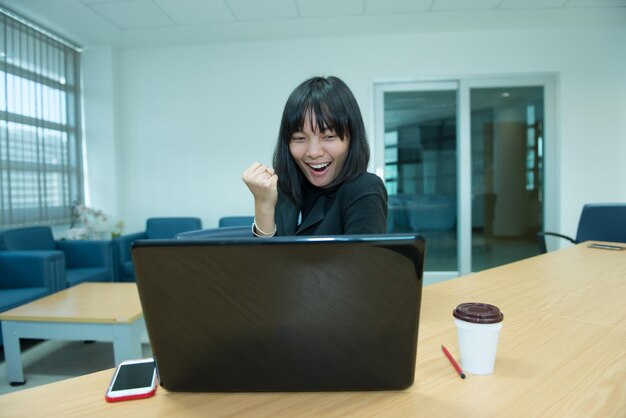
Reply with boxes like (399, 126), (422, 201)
(288, 112), (350, 188)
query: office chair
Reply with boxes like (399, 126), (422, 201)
(537, 203), (626, 254)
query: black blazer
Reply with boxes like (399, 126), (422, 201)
(275, 172), (388, 236)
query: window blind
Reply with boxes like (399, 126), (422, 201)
(0, 10), (83, 228)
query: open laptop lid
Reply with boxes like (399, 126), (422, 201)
(132, 234), (425, 392)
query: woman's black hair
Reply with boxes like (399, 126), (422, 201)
(272, 76), (370, 204)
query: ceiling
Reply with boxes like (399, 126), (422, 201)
(1, 0), (625, 49)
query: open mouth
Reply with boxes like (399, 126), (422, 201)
(307, 162), (331, 172)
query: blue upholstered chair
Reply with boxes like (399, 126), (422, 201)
(114, 217), (202, 281)
(0, 251), (61, 345)
(0, 226), (115, 290)
(387, 194), (456, 233)
(218, 216), (254, 228)
(537, 203), (626, 254)
(176, 226), (252, 239)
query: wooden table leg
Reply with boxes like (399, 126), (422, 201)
(112, 319), (145, 365)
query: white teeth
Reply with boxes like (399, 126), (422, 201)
(309, 163), (330, 169)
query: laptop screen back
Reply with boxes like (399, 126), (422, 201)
(132, 234), (425, 392)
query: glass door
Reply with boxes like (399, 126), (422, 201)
(374, 75), (556, 282)
(374, 81), (460, 283)
(469, 86), (545, 271)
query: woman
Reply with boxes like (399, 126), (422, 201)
(242, 76), (387, 237)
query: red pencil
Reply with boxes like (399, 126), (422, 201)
(441, 345), (465, 379)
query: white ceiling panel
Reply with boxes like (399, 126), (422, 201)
(500, 0), (568, 8)
(79, 0), (134, 3)
(88, 0), (173, 29)
(566, 0), (626, 7)
(1, 0), (119, 47)
(80, 0), (136, 3)
(226, 0), (299, 21)
(365, 0), (433, 14)
(298, 0), (364, 18)
(155, 0), (235, 25)
(1, 0), (624, 49)
(432, 0), (500, 12)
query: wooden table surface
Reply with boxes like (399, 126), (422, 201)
(0, 282), (143, 324)
(1, 242), (624, 417)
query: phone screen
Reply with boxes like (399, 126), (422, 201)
(112, 361), (155, 391)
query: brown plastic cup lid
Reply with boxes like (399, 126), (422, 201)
(453, 302), (504, 324)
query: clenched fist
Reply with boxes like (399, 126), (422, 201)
(242, 162), (278, 208)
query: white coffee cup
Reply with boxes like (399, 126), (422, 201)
(453, 303), (504, 375)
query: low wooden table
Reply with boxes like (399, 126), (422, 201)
(0, 282), (145, 385)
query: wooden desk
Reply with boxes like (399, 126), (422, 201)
(1, 242), (624, 417)
(0, 283), (145, 384)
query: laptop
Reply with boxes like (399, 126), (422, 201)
(131, 234), (425, 392)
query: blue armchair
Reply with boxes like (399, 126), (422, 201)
(0, 251), (61, 345)
(0, 226), (115, 290)
(218, 216), (254, 227)
(176, 226), (252, 239)
(114, 217), (202, 282)
(387, 194), (456, 233)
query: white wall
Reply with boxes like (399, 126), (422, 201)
(82, 46), (121, 220)
(83, 27), (626, 235)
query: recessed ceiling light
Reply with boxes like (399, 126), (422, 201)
(501, 92), (510, 98)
